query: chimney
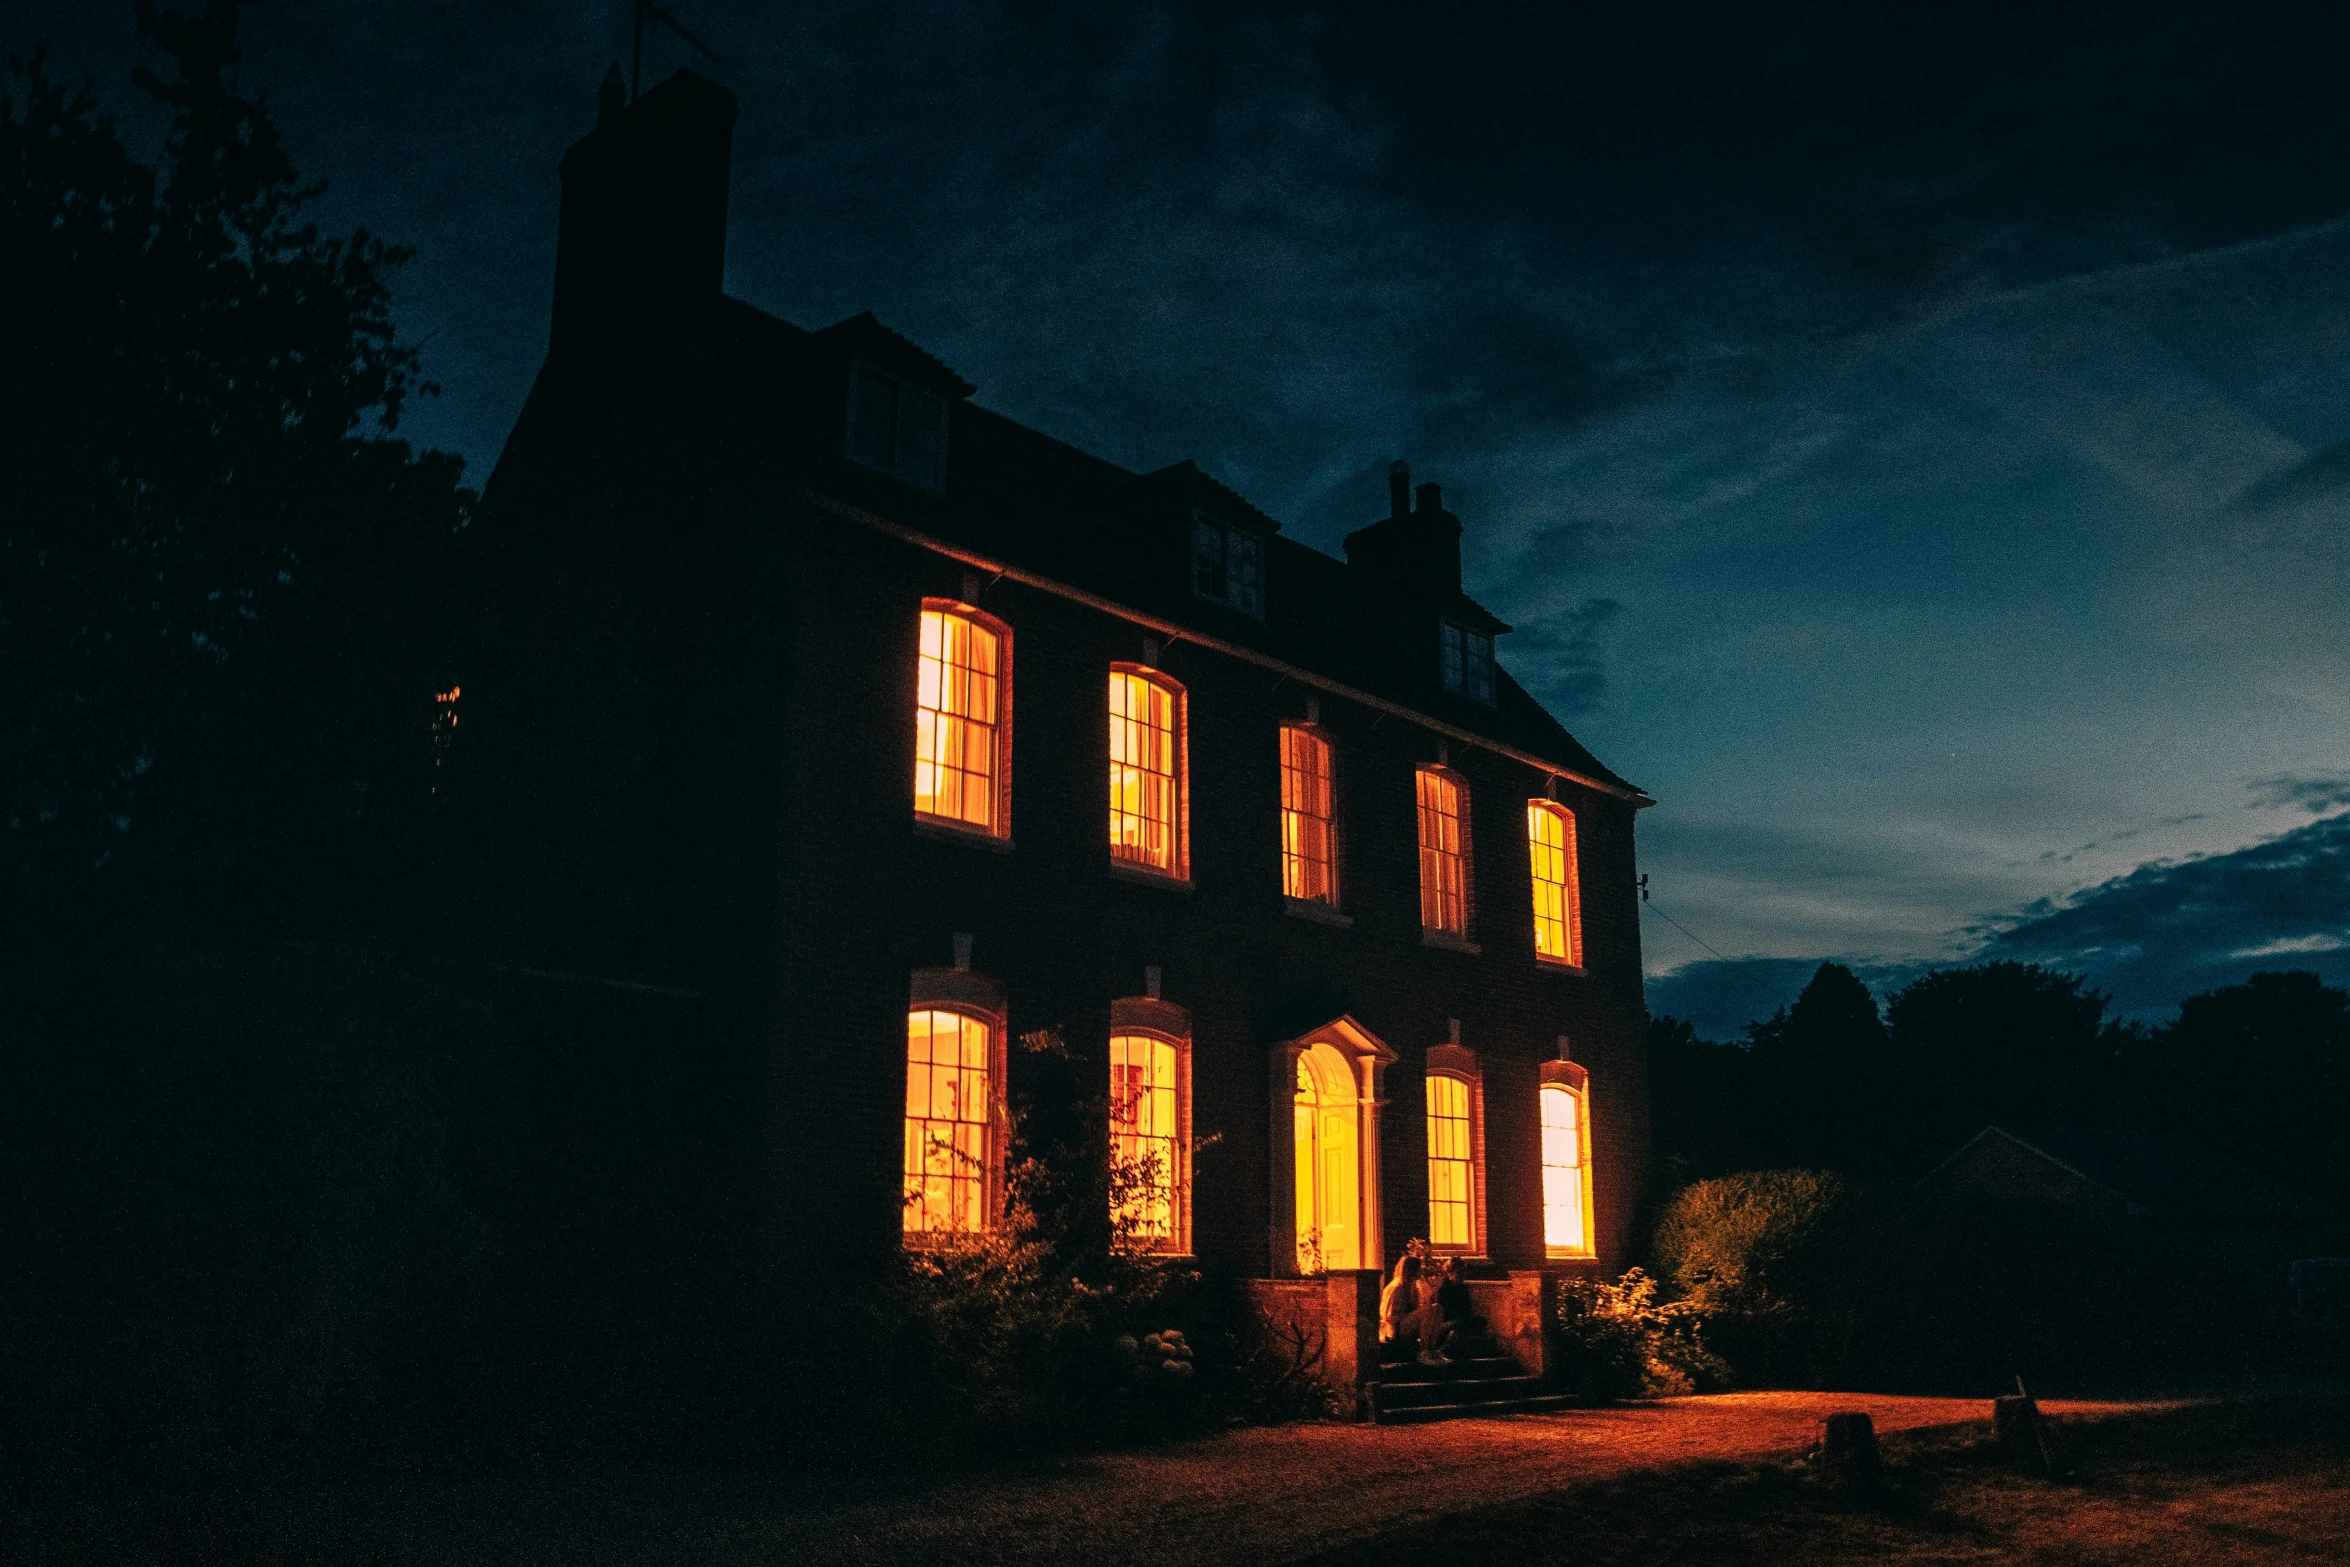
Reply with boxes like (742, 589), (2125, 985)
(1344, 461), (1463, 598)
(551, 68), (740, 356)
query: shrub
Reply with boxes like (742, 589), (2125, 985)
(1647, 1168), (2296, 1393)
(862, 1049), (1258, 1455)
(1552, 1268), (1729, 1401)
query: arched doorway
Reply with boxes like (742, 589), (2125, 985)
(1293, 1042), (1360, 1273)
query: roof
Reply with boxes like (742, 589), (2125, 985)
(595, 293), (1646, 801)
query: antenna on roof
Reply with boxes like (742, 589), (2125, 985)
(632, 0), (723, 101)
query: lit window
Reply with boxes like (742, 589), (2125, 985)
(849, 364), (948, 490)
(1416, 767), (1467, 936)
(1426, 1073), (1476, 1248)
(1109, 668), (1184, 875)
(1111, 1032), (1188, 1250)
(1527, 801), (1582, 965)
(1279, 725), (1337, 905)
(915, 604), (1006, 834)
(1541, 1075), (1592, 1256)
(904, 1009), (994, 1234)
(1440, 621), (1495, 705)
(1191, 515), (1265, 618)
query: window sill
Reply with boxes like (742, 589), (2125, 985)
(1109, 859), (1192, 893)
(912, 816), (1013, 853)
(1535, 955), (1586, 975)
(1283, 897), (1353, 928)
(1544, 1248), (1596, 1263)
(1420, 928), (1482, 955)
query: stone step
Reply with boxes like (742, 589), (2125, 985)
(1376, 1391), (1578, 1424)
(1373, 1372), (1548, 1412)
(1374, 1354), (1523, 1384)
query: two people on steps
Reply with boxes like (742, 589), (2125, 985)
(1379, 1250), (1481, 1365)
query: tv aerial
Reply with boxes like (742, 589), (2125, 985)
(632, 0), (723, 101)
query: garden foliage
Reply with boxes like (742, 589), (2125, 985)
(1646, 1169), (2294, 1392)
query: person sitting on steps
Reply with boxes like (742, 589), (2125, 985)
(1379, 1253), (1424, 1360)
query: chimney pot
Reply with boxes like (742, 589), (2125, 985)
(1416, 481), (1443, 517)
(1389, 461), (1411, 519)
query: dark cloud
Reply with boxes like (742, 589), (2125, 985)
(2249, 774), (2350, 816)
(1508, 596), (1622, 717)
(1978, 812), (2350, 1015)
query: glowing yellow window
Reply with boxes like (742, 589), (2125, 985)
(1542, 1081), (1590, 1255)
(1416, 768), (1466, 935)
(915, 606), (1005, 833)
(1110, 1033), (1185, 1250)
(1527, 801), (1582, 965)
(903, 1009), (993, 1234)
(1109, 669), (1183, 874)
(1425, 1073), (1476, 1248)
(1279, 726), (1336, 905)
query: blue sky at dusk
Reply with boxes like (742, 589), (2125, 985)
(19, 2), (2349, 1036)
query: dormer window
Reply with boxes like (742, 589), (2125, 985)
(1191, 515), (1265, 619)
(1440, 620), (1495, 705)
(848, 364), (948, 491)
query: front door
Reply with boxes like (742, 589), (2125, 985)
(1293, 1045), (1358, 1272)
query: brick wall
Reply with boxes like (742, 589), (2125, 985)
(761, 504), (1652, 1281)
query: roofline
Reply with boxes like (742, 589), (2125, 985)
(1917, 1124), (2138, 1208)
(803, 490), (1655, 807)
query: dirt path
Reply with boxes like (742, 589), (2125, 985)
(35, 1391), (2161, 1566)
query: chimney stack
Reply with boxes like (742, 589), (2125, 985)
(1344, 462), (1464, 598)
(552, 69), (739, 356)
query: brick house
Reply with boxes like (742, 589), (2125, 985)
(460, 70), (1655, 1405)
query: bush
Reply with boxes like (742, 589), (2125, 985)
(857, 1048), (1277, 1456)
(1648, 1169), (2293, 1393)
(1552, 1268), (1728, 1401)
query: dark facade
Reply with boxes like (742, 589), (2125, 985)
(461, 71), (1656, 1302)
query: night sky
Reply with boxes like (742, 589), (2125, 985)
(19, 2), (2350, 1036)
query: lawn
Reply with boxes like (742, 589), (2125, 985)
(10, 1390), (2347, 1564)
(1303, 1394), (2350, 1567)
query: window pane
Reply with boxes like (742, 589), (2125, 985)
(905, 1010), (992, 1234)
(1541, 1083), (1587, 1252)
(1110, 1033), (1183, 1246)
(1527, 802), (1580, 964)
(1191, 518), (1226, 601)
(1109, 672), (1181, 873)
(897, 385), (947, 488)
(1416, 769), (1465, 934)
(1228, 532), (1264, 617)
(1279, 726), (1337, 905)
(915, 609), (1001, 831)
(1426, 1072), (1475, 1249)
(1466, 632), (1495, 704)
(1439, 622), (1465, 693)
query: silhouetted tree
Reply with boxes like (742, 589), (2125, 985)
(1743, 961), (1902, 1174)
(1646, 1014), (1763, 1180)
(1885, 960), (2123, 1158)
(3, 0), (468, 934)
(2129, 970), (2350, 1203)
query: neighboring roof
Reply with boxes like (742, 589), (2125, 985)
(1921, 1124), (2337, 1231)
